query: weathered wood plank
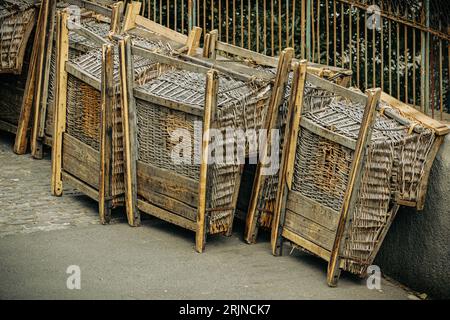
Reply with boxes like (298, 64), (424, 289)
(137, 162), (199, 208)
(380, 92), (449, 136)
(186, 26), (202, 56)
(133, 90), (204, 118)
(306, 72), (367, 106)
(286, 190), (339, 232)
(284, 210), (335, 251)
(282, 227), (332, 262)
(51, 11), (69, 196)
(13, 0), (46, 154)
(300, 117), (357, 151)
(119, 36), (140, 227)
(62, 171), (99, 201)
(66, 62), (101, 91)
(138, 200), (197, 231)
(137, 185), (197, 222)
(134, 15), (188, 44)
(98, 43), (114, 224)
(0, 120), (18, 134)
(63, 133), (99, 168)
(62, 134), (99, 189)
(30, 0), (51, 159)
(245, 48), (294, 244)
(122, 1), (142, 32)
(196, 70), (218, 253)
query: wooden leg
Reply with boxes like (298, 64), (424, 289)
(31, 0), (50, 159)
(271, 61), (307, 256)
(119, 36), (141, 227)
(50, 11), (69, 197)
(13, 0), (46, 155)
(99, 44), (114, 225)
(195, 70), (218, 253)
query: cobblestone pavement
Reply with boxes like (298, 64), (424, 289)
(0, 133), (124, 238)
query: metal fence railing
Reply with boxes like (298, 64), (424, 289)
(132, 0), (449, 120)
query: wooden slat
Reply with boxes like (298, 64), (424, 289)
(51, 11), (69, 196)
(133, 89), (204, 117)
(300, 117), (356, 151)
(123, 1), (142, 32)
(62, 171), (99, 201)
(186, 26), (202, 56)
(131, 45), (211, 76)
(13, 0), (46, 154)
(66, 0), (112, 17)
(270, 62), (307, 254)
(284, 210), (335, 251)
(30, 0), (50, 159)
(138, 200), (197, 231)
(245, 48), (294, 244)
(66, 62), (101, 91)
(306, 72), (367, 105)
(62, 134), (99, 190)
(286, 190), (339, 231)
(98, 44), (114, 224)
(109, 1), (123, 36)
(282, 228), (331, 262)
(195, 69), (219, 253)
(119, 36), (140, 227)
(135, 14), (188, 44)
(380, 92), (449, 135)
(0, 120), (18, 134)
(137, 183), (197, 222)
(137, 161), (199, 207)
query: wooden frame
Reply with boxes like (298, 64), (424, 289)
(121, 33), (287, 252)
(203, 30), (353, 86)
(269, 70), (382, 286)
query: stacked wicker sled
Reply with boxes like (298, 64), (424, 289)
(269, 65), (449, 286)
(41, 1), (448, 288)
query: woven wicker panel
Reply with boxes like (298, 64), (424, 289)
(45, 48), (83, 137)
(0, 0), (35, 73)
(136, 98), (202, 181)
(0, 19), (32, 126)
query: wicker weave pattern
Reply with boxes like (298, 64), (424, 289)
(136, 98), (202, 181)
(0, 0), (34, 73)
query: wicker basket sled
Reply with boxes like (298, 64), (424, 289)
(119, 32), (301, 252)
(50, 10), (180, 225)
(51, 7), (207, 225)
(0, 0), (36, 133)
(201, 30), (354, 244)
(270, 64), (449, 286)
